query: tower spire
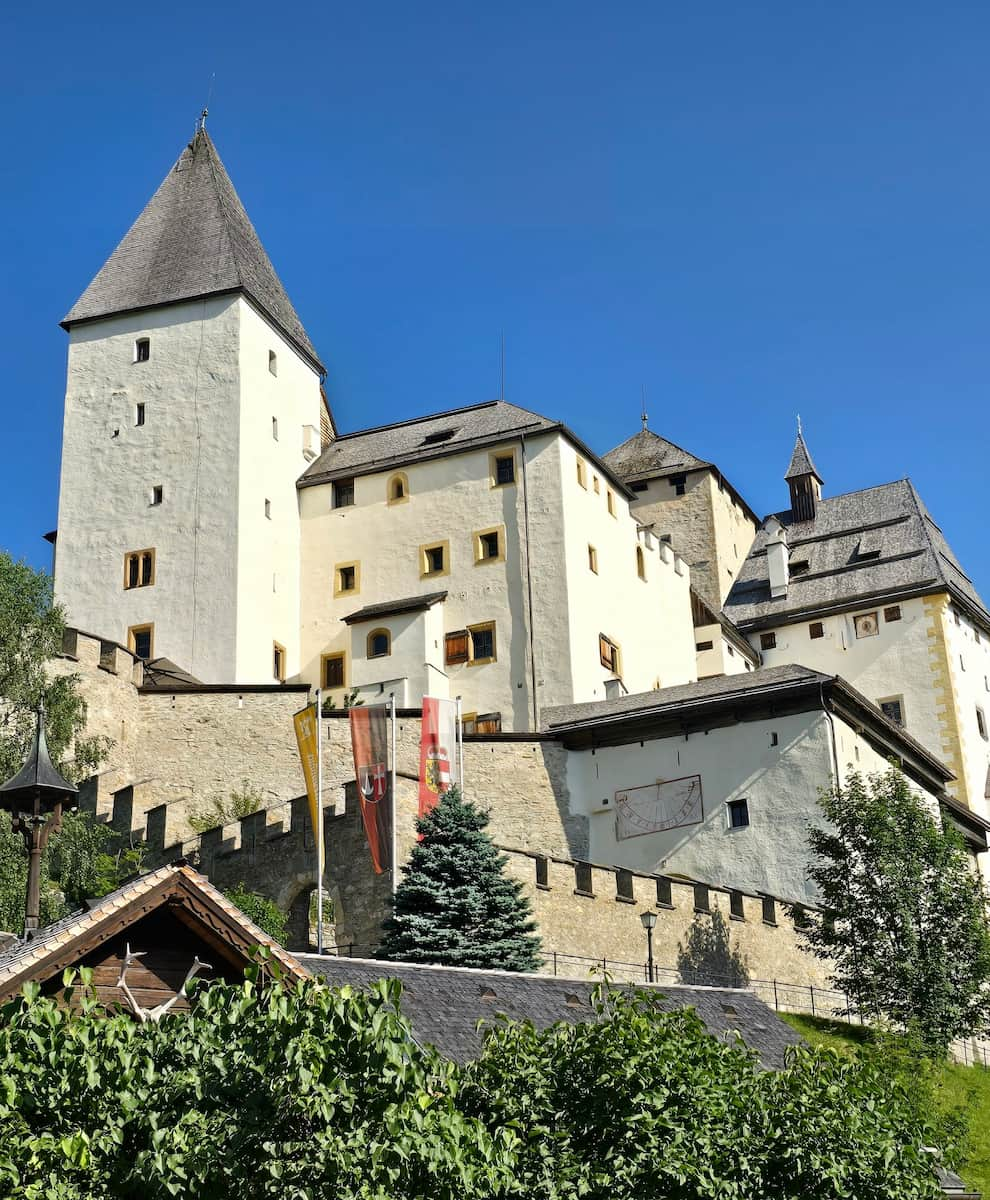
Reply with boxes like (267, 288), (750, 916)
(784, 419), (823, 522)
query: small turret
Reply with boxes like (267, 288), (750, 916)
(784, 423), (822, 523)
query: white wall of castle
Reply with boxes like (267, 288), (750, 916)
(943, 604), (990, 819)
(569, 708), (939, 906)
(54, 297), (322, 686)
(298, 432), (696, 730)
(694, 624), (755, 679)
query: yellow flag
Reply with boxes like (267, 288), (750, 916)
(293, 703), (323, 869)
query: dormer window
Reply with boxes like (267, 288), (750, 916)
(670, 473), (687, 496)
(422, 428), (457, 446)
(790, 559), (810, 576)
(134, 338), (150, 363)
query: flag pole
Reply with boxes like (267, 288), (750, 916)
(316, 688), (324, 954)
(390, 693), (398, 897)
(456, 694), (464, 796)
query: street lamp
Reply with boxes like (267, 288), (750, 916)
(0, 706), (77, 936)
(640, 909), (658, 983)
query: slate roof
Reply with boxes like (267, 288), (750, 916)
(0, 713), (77, 799)
(299, 954), (803, 1069)
(342, 591), (448, 625)
(140, 657), (202, 688)
(0, 863), (305, 999)
(62, 130), (323, 372)
(784, 430), (821, 481)
(603, 428), (710, 482)
(723, 479), (990, 631)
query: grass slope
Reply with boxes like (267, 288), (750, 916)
(782, 1014), (990, 1196)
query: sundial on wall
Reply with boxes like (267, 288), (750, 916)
(614, 775), (703, 841)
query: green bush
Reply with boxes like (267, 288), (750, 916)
(223, 883), (288, 946)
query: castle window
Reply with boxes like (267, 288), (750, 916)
(599, 634), (621, 674)
(790, 559), (809, 575)
(127, 624), (154, 660)
(574, 862), (594, 897)
(333, 479), (355, 509)
(761, 895), (777, 925)
(420, 541), (448, 578)
(670, 473), (686, 496)
(268, 350), (277, 376)
(656, 877), (673, 908)
(636, 546), (646, 580)
(727, 798), (750, 829)
(474, 527), (503, 564)
(474, 712), (502, 733)
(468, 622), (496, 665)
(729, 891), (745, 920)
(123, 549), (155, 590)
(809, 621), (824, 639)
(615, 869), (635, 902)
(769, 732), (779, 747)
(607, 489), (616, 516)
(630, 481), (648, 493)
(535, 856), (550, 890)
(322, 652), (346, 689)
(576, 459), (587, 489)
(693, 884), (710, 913)
(134, 338), (150, 364)
(367, 628), (391, 659)
(334, 562), (359, 596)
(387, 473), (409, 504)
(135, 403), (146, 427)
(588, 545), (598, 574)
(422, 427), (457, 446)
(884, 605), (902, 623)
(273, 641), (286, 682)
(695, 640), (714, 652)
(879, 696), (905, 727)
(593, 476), (600, 494)
(150, 486), (163, 506)
(264, 499), (271, 519)
(978, 707), (988, 741)
(490, 452), (516, 487)
(760, 631), (776, 650)
(445, 630), (470, 665)
(272, 417), (278, 441)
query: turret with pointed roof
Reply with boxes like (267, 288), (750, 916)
(785, 424), (823, 522)
(62, 128), (323, 373)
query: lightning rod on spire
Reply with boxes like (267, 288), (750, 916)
(641, 386), (648, 431)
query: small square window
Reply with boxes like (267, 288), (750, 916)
(264, 499), (271, 519)
(695, 640), (714, 652)
(477, 530), (501, 561)
(809, 621), (824, 639)
(588, 545), (598, 574)
(333, 479), (355, 509)
(760, 632), (776, 650)
(322, 653), (345, 689)
(337, 564), (356, 592)
(134, 338), (150, 363)
(269, 349), (278, 376)
(135, 403), (146, 427)
(494, 454), (515, 486)
(421, 543), (447, 576)
(151, 485), (163, 506)
(469, 623), (496, 663)
(727, 798), (750, 829)
(978, 707), (988, 740)
(769, 731), (779, 747)
(884, 605), (902, 623)
(879, 697), (905, 727)
(273, 641), (286, 682)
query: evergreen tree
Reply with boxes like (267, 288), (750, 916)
(800, 767), (990, 1053)
(377, 786), (543, 971)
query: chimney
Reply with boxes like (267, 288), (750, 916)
(765, 517), (789, 599)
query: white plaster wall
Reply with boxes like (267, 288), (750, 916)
(750, 597), (943, 766)
(234, 299), (323, 682)
(55, 299), (242, 683)
(559, 445), (697, 701)
(694, 624), (753, 679)
(349, 605), (448, 702)
(568, 710), (939, 904)
(944, 608), (990, 819)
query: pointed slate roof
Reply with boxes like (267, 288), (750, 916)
(0, 711), (77, 802)
(603, 428), (710, 482)
(62, 130), (323, 372)
(784, 430), (821, 482)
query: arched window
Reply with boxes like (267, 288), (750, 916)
(367, 628), (391, 659)
(387, 473), (409, 505)
(636, 545), (646, 580)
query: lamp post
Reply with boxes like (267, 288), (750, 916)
(640, 909), (657, 983)
(0, 706), (77, 936)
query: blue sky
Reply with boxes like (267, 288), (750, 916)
(2, 2), (988, 596)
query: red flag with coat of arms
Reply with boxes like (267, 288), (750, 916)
(349, 705), (392, 874)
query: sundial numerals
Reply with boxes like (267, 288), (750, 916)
(614, 775), (703, 842)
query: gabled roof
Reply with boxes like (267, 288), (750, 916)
(300, 955), (803, 1068)
(298, 399), (634, 498)
(723, 479), (990, 633)
(603, 428), (710, 482)
(0, 862), (306, 1002)
(784, 430), (821, 482)
(342, 591), (448, 625)
(62, 130), (323, 373)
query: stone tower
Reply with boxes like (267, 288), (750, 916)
(54, 125), (327, 684)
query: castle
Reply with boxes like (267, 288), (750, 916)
(46, 125), (990, 964)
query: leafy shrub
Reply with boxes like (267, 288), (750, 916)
(188, 781), (263, 833)
(223, 883), (288, 945)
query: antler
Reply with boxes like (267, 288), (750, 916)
(116, 944), (212, 1023)
(116, 943), (150, 1022)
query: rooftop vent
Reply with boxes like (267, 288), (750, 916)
(564, 993), (584, 1008)
(422, 428), (458, 446)
(479, 985), (498, 1000)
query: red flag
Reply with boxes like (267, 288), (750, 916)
(349, 705), (392, 874)
(419, 697), (460, 819)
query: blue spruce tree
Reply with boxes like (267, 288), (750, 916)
(377, 787), (543, 971)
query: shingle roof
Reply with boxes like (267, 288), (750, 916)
(299, 955), (803, 1068)
(784, 430), (821, 481)
(603, 428), (710, 482)
(298, 400), (557, 486)
(723, 479), (990, 631)
(62, 130), (323, 372)
(342, 591), (448, 625)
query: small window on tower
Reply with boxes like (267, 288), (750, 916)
(977, 707), (988, 741)
(588, 545), (598, 574)
(367, 629), (391, 659)
(494, 455), (515, 485)
(468, 622), (496, 664)
(272, 417), (278, 441)
(809, 621), (824, 639)
(123, 549), (155, 590)
(760, 632), (776, 651)
(264, 499), (271, 519)
(150, 486), (163, 506)
(884, 605), (902, 623)
(475, 528), (502, 563)
(134, 338), (150, 364)
(670, 473), (687, 496)
(420, 542), (448, 577)
(128, 624), (154, 660)
(636, 546), (646, 580)
(273, 641), (286, 682)
(879, 696), (905, 727)
(599, 634), (621, 674)
(333, 479), (355, 509)
(727, 798), (750, 829)
(630, 481), (649, 494)
(335, 563), (358, 595)
(269, 350), (278, 376)
(322, 652), (346, 689)
(135, 403), (146, 427)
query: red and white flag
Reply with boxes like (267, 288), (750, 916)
(349, 705), (392, 874)
(419, 697), (460, 819)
